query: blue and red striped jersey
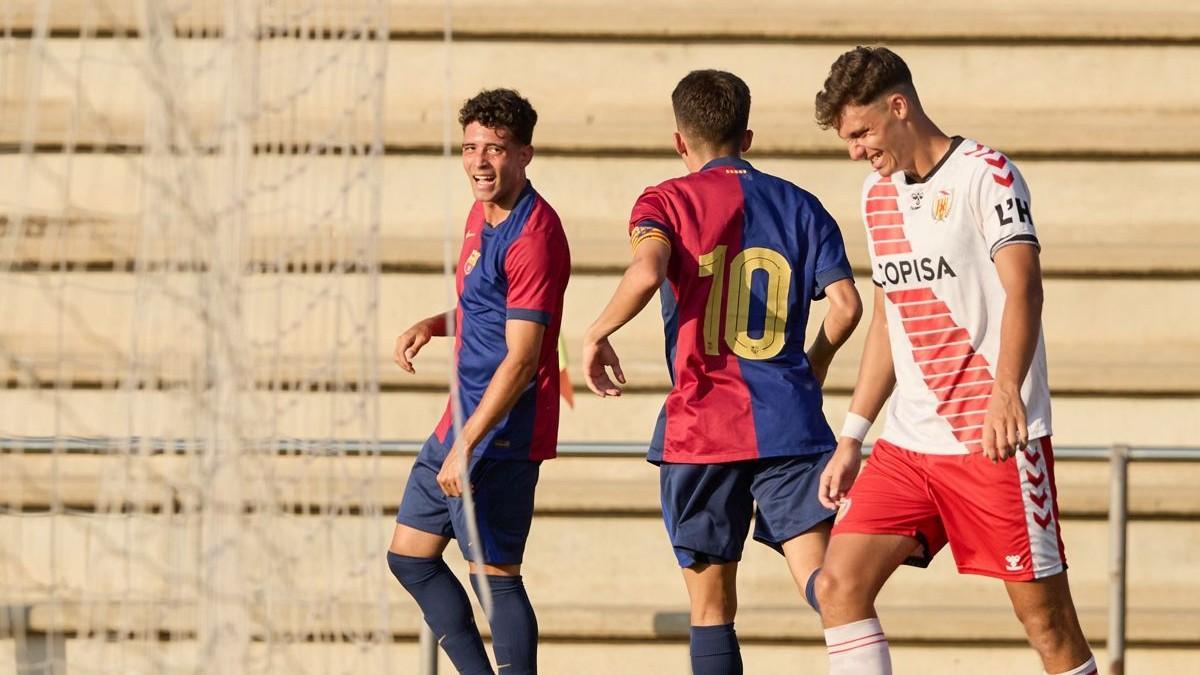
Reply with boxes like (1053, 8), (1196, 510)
(433, 183), (571, 461)
(629, 157), (852, 464)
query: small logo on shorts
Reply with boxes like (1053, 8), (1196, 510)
(834, 497), (852, 524)
(1005, 554), (1023, 572)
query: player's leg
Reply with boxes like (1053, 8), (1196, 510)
(660, 461), (755, 675)
(780, 521), (829, 612)
(1005, 572), (1094, 673)
(930, 437), (1095, 673)
(456, 458), (541, 675)
(390, 440), (493, 675)
(682, 560), (743, 674)
(817, 440), (946, 674)
(819, 534), (916, 675)
(746, 452), (838, 612)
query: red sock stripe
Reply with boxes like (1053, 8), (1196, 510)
(827, 636), (889, 656)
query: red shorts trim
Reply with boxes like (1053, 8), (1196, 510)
(832, 437), (1066, 581)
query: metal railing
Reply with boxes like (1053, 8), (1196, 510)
(3, 437), (1198, 675)
(414, 441), (1199, 675)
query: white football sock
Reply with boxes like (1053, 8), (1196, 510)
(1045, 654), (1097, 675)
(824, 617), (892, 675)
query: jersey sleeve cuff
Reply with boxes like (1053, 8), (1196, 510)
(814, 260), (855, 299)
(630, 220), (672, 252)
(989, 233), (1041, 260)
(507, 307), (552, 325)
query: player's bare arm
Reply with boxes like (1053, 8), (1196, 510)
(394, 311), (451, 373)
(437, 318), (545, 497)
(982, 244), (1044, 463)
(806, 277), (863, 386)
(819, 284), (896, 509)
(582, 238), (670, 397)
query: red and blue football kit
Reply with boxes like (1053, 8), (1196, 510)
(630, 156), (853, 567)
(630, 156), (854, 464)
(398, 182), (570, 565)
(432, 182), (571, 462)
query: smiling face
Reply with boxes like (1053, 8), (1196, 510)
(835, 93), (915, 177)
(461, 121), (532, 212)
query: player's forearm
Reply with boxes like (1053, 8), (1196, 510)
(420, 310), (453, 337)
(458, 352), (540, 451)
(585, 256), (664, 342)
(808, 284), (863, 372)
(993, 282), (1042, 394)
(847, 301), (896, 420)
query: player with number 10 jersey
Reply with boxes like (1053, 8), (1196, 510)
(583, 70), (861, 674)
(630, 152), (855, 463)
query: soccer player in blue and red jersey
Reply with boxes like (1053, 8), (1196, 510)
(388, 89), (570, 675)
(582, 70), (862, 674)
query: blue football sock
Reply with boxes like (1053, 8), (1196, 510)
(690, 623), (742, 675)
(471, 574), (538, 674)
(805, 567), (821, 613)
(387, 552), (493, 675)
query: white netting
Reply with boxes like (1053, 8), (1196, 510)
(0, 2), (396, 673)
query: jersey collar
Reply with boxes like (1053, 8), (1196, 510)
(700, 156), (753, 172)
(902, 136), (965, 185)
(483, 180), (536, 230)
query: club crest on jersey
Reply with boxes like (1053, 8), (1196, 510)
(464, 249), (481, 276)
(932, 189), (953, 222)
(909, 191), (925, 210)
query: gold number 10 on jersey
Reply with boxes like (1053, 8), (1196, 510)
(698, 245), (792, 360)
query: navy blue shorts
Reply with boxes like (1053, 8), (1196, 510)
(396, 437), (541, 565)
(659, 452), (836, 568)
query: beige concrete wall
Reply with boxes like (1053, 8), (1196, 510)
(4, 40), (1199, 154)
(0, 637), (1195, 675)
(8, 1), (1200, 39)
(4, 272), (1197, 392)
(3, 155), (1197, 274)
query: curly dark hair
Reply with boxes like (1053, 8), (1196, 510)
(671, 70), (751, 148)
(814, 46), (914, 129)
(458, 88), (538, 145)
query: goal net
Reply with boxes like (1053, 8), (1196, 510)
(0, 2), (402, 672)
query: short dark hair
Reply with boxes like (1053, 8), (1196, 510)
(814, 46), (914, 129)
(458, 88), (538, 145)
(671, 70), (751, 148)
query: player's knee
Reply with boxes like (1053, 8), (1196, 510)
(1016, 605), (1075, 655)
(814, 566), (865, 608)
(386, 550), (445, 589)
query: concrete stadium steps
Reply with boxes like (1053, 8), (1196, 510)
(3, 389), (1200, 449)
(4, 272), (1197, 394)
(1, 639), (1197, 675)
(9, 0), (1200, 41)
(1, 513), (1197, 638)
(4, 154), (1198, 275)
(3, 452), (1199, 518)
(5, 40), (1200, 155)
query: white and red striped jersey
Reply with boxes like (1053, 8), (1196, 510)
(862, 137), (1051, 455)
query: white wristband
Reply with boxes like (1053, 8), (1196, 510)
(840, 412), (873, 442)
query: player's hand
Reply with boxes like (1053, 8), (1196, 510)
(436, 441), (471, 498)
(819, 437), (863, 509)
(981, 383), (1027, 463)
(582, 336), (625, 397)
(394, 321), (434, 374)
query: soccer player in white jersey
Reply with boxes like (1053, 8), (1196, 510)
(809, 47), (1097, 675)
